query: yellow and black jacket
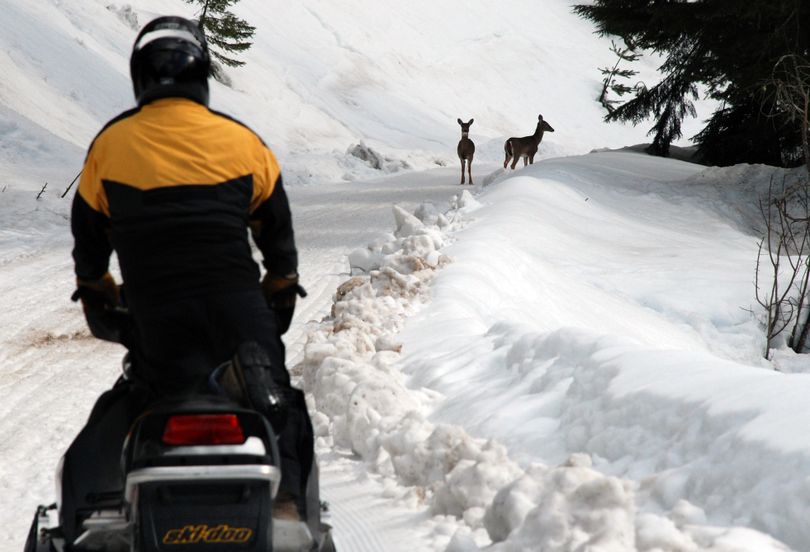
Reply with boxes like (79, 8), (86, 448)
(72, 98), (296, 307)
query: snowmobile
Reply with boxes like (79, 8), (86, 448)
(24, 322), (335, 551)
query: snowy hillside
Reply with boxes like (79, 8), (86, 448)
(2, 1), (809, 552)
(0, 0), (710, 193)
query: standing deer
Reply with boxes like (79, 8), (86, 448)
(457, 118), (475, 185)
(503, 114), (555, 170)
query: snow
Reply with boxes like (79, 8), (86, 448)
(1, 1), (809, 552)
(295, 159), (802, 551)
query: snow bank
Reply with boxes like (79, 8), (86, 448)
(296, 185), (791, 551)
(678, 163), (808, 238)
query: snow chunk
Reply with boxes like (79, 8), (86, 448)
(486, 463), (636, 552)
(394, 204), (426, 237)
(451, 190), (482, 213)
(347, 142), (411, 173)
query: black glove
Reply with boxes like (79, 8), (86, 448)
(71, 272), (129, 344)
(261, 272), (307, 335)
(212, 342), (291, 433)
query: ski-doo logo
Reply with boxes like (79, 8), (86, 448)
(162, 524), (253, 545)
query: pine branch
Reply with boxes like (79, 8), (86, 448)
(597, 39), (640, 114)
(187, 0), (255, 70)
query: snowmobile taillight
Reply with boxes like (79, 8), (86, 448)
(162, 414), (246, 445)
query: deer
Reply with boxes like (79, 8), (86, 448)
(503, 114), (555, 170)
(457, 118), (475, 185)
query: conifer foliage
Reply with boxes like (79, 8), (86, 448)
(598, 40), (642, 115)
(186, 0), (255, 69)
(573, 0), (810, 166)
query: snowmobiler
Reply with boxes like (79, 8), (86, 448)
(25, 14), (330, 552)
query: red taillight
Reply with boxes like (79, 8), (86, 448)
(162, 414), (246, 446)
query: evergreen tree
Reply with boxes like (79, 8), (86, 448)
(186, 0), (255, 69)
(573, 0), (810, 166)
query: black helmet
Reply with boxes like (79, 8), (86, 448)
(130, 16), (211, 106)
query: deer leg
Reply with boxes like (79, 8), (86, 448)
(503, 141), (512, 169)
(523, 155), (528, 167)
(510, 154), (519, 170)
(529, 153), (536, 164)
(460, 158), (466, 184)
(468, 155), (473, 185)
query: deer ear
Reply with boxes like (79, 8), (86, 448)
(538, 114), (543, 121)
(468, 119), (474, 125)
(457, 118), (463, 125)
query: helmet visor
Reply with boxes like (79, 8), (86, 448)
(134, 28), (204, 52)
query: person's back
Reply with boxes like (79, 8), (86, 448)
(77, 98), (288, 307)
